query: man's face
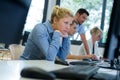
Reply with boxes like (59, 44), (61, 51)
(77, 13), (88, 25)
(68, 22), (77, 36)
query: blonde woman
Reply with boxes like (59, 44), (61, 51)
(20, 5), (73, 61)
(67, 27), (103, 60)
(78, 27), (103, 59)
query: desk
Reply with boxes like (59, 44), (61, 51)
(0, 60), (68, 80)
(0, 60), (118, 80)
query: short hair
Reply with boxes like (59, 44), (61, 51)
(76, 8), (89, 16)
(90, 27), (103, 37)
(51, 5), (73, 23)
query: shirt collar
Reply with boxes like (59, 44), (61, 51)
(43, 20), (54, 34)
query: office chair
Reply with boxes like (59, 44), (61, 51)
(9, 44), (25, 60)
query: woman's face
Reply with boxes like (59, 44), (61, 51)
(68, 22), (77, 36)
(93, 34), (102, 41)
(55, 16), (73, 36)
(96, 34), (102, 41)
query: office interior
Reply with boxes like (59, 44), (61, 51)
(0, 0), (120, 80)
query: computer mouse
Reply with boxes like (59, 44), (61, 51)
(20, 67), (56, 80)
(55, 59), (69, 66)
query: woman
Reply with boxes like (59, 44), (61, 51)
(78, 27), (103, 59)
(20, 5), (74, 61)
(67, 27), (103, 60)
(67, 22), (96, 60)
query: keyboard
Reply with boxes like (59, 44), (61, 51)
(69, 60), (100, 66)
(51, 65), (99, 80)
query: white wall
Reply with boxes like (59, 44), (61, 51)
(70, 45), (80, 55)
(70, 44), (105, 57)
(46, 0), (56, 20)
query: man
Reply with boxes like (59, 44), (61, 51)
(74, 8), (90, 55)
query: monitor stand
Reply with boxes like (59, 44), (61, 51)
(99, 59), (120, 70)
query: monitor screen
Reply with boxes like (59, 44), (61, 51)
(0, 0), (31, 48)
(103, 0), (120, 60)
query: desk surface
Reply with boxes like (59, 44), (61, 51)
(0, 60), (118, 80)
(0, 60), (69, 80)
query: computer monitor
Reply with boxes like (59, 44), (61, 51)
(103, 0), (120, 69)
(0, 0), (31, 48)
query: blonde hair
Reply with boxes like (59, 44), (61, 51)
(51, 5), (73, 23)
(90, 27), (103, 37)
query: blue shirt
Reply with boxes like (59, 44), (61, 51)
(20, 21), (70, 61)
(76, 24), (85, 34)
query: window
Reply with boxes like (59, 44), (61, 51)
(23, 0), (45, 32)
(60, 0), (113, 46)
(102, 0), (113, 43)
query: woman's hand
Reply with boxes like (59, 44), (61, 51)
(55, 30), (68, 37)
(61, 33), (68, 37)
(86, 54), (97, 59)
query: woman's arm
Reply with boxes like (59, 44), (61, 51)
(67, 54), (95, 60)
(57, 37), (70, 60)
(32, 25), (61, 61)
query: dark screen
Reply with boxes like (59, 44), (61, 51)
(103, 0), (120, 60)
(0, 0), (31, 48)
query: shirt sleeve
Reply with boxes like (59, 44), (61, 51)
(76, 24), (85, 34)
(57, 37), (70, 60)
(32, 24), (61, 61)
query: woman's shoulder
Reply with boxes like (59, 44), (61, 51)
(35, 23), (46, 29)
(32, 23), (47, 33)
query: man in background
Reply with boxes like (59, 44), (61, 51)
(74, 8), (90, 55)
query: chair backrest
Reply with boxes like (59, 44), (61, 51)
(22, 31), (30, 46)
(9, 44), (25, 60)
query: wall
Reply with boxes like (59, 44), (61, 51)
(70, 44), (105, 57)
